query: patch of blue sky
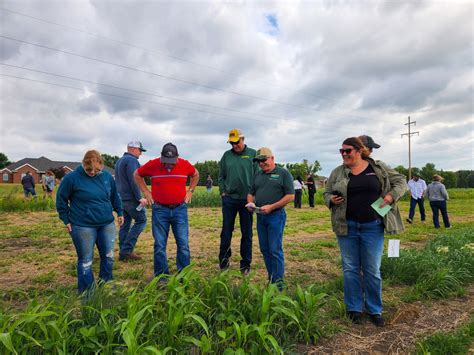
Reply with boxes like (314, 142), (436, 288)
(264, 14), (279, 36)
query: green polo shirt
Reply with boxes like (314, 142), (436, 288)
(250, 166), (294, 206)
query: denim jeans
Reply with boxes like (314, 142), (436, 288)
(408, 197), (426, 221)
(337, 219), (384, 315)
(219, 196), (253, 270)
(70, 221), (116, 293)
(151, 203), (190, 276)
(23, 187), (36, 197)
(429, 200), (451, 228)
(256, 209), (286, 289)
(119, 200), (147, 256)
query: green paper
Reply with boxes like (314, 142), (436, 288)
(371, 197), (392, 217)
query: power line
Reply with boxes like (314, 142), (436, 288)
(0, 6), (344, 105)
(401, 116), (420, 180)
(0, 34), (398, 126)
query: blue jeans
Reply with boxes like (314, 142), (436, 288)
(429, 200), (450, 228)
(408, 197), (426, 221)
(23, 187), (36, 197)
(256, 209), (286, 289)
(219, 196), (253, 270)
(119, 200), (147, 256)
(151, 203), (190, 276)
(70, 221), (116, 293)
(337, 219), (384, 315)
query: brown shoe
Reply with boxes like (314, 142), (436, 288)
(119, 252), (142, 261)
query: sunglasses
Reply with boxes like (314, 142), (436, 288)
(257, 158), (268, 163)
(230, 140), (241, 145)
(339, 148), (355, 155)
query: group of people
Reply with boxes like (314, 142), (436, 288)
(292, 175), (317, 209)
(54, 129), (453, 328)
(21, 170), (57, 199)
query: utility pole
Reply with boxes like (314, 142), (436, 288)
(401, 116), (419, 180)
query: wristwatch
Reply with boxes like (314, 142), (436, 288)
(188, 188), (195, 193)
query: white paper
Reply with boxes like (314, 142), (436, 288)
(388, 239), (400, 258)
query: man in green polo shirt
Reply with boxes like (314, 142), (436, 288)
(246, 147), (294, 290)
(218, 129), (257, 274)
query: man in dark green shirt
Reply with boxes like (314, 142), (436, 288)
(246, 147), (294, 289)
(218, 129), (257, 274)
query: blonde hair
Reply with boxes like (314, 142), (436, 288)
(82, 150), (103, 174)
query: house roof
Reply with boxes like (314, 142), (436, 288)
(1, 156), (115, 175)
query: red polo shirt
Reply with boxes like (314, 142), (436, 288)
(137, 157), (196, 204)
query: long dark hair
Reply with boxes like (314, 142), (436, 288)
(342, 137), (370, 159)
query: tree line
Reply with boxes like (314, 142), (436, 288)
(1, 152), (472, 188)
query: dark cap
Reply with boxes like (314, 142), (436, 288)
(161, 143), (179, 164)
(359, 135), (381, 149)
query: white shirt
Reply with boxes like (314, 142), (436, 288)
(408, 178), (427, 199)
(293, 180), (303, 190)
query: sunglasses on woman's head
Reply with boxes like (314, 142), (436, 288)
(339, 148), (354, 155)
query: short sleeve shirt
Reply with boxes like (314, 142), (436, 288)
(250, 166), (294, 206)
(137, 158), (196, 204)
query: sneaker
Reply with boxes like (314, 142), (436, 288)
(406, 218), (413, 224)
(368, 314), (385, 327)
(119, 252), (141, 261)
(347, 311), (362, 325)
(240, 267), (251, 276)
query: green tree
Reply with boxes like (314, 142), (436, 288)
(456, 170), (473, 188)
(467, 173), (474, 188)
(285, 160), (322, 179)
(194, 160), (219, 186)
(420, 163), (437, 182)
(439, 170), (457, 189)
(394, 165), (408, 180)
(102, 154), (120, 169)
(0, 152), (11, 169)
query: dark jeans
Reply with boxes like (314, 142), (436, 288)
(408, 197), (426, 221)
(308, 190), (315, 207)
(70, 221), (116, 293)
(23, 187), (36, 197)
(119, 200), (147, 256)
(219, 196), (253, 270)
(429, 200), (451, 228)
(294, 190), (302, 208)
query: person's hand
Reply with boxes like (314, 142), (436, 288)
(139, 198), (147, 207)
(185, 190), (193, 204)
(221, 192), (226, 197)
(259, 205), (273, 214)
(245, 202), (256, 212)
(66, 223), (72, 233)
(144, 190), (154, 206)
(331, 195), (345, 205)
(117, 216), (124, 226)
(379, 194), (394, 208)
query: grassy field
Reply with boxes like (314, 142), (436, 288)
(0, 184), (473, 353)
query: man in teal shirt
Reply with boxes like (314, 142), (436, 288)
(246, 147), (294, 289)
(218, 129), (257, 274)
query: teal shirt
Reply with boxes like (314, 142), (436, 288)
(250, 166), (294, 206)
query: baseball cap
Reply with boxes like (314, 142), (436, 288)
(253, 147), (273, 162)
(359, 135), (381, 149)
(227, 128), (244, 143)
(161, 142), (179, 164)
(128, 141), (147, 152)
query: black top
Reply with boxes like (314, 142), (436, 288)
(306, 176), (316, 192)
(346, 164), (381, 223)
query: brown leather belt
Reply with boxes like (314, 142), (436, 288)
(157, 202), (184, 209)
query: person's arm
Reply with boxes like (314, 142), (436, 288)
(323, 169), (344, 208)
(56, 176), (73, 232)
(218, 155), (226, 196)
(441, 184), (449, 200)
(379, 161), (408, 205)
(127, 160), (143, 203)
(185, 167), (200, 203)
(259, 194), (294, 214)
(134, 170), (153, 206)
(109, 174), (123, 225)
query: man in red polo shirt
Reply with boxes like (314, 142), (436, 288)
(134, 142), (199, 277)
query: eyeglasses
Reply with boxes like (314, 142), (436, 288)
(339, 148), (354, 155)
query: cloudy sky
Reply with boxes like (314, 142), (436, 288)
(0, 0), (472, 177)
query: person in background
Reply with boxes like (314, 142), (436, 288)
(426, 174), (451, 229)
(293, 176), (303, 208)
(56, 150), (123, 293)
(306, 174), (316, 207)
(247, 147), (294, 290)
(206, 174), (213, 192)
(358, 135), (381, 156)
(218, 129), (257, 275)
(324, 137), (407, 327)
(115, 141), (148, 261)
(42, 169), (55, 199)
(406, 174), (427, 224)
(21, 171), (36, 198)
(134, 143), (199, 278)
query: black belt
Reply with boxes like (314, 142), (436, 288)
(157, 202), (184, 209)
